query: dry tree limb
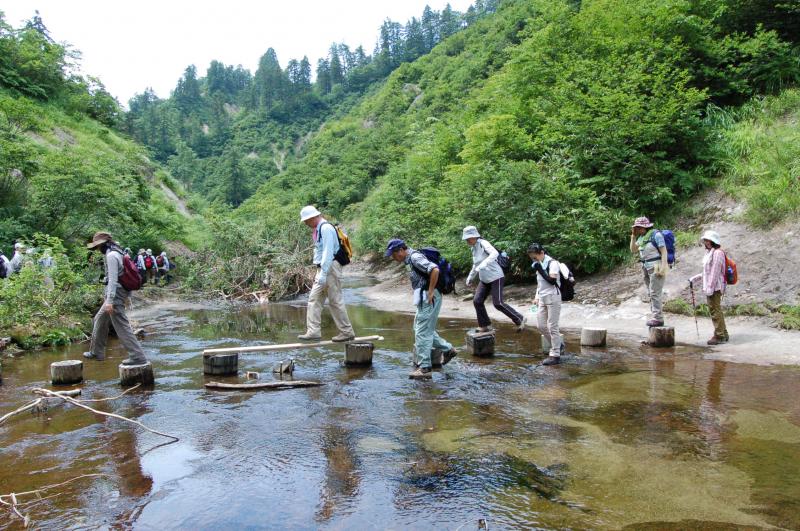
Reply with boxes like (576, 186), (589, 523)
(0, 389), (81, 426)
(32, 388), (179, 442)
(0, 473), (109, 527)
(59, 383), (141, 403)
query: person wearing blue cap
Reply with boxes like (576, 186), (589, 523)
(386, 238), (457, 380)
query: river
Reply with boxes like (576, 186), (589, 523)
(1, 278), (799, 529)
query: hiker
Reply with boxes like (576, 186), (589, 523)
(136, 249), (147, 283)
(83, 232), (148, 365)
(123, 247), (132, 260)
(689, 230), (729, 345)
(144, 249), (158, 284)
(630, 216), (668, 327)
(9, 242), (24, 274)
(463, 226), (525, 333)
(297, 205), (356, 342)
(156, 251), (170, 285)
(528, 243), (564, 366)
(0, 250), (10, 279)
(385, 238), (457, 379)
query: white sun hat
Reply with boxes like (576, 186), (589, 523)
(462, 225), (481, 240)
(300, 205), (321, 222)
(700, 230), (721, 246)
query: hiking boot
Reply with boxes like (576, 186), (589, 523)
(297, 333), (322, 341)
(478, 326), (494, 333)
(442, 348), (458, 366)
(331, 333), (356, 343)
(82, 352), (105, 361)
(121, 357), (147, 366)
(516, 316), (527, 333)
(409, 367), (433, 380)
(707, 336), (728, 345)
(542, 355), (561, 366)
(646, 319), (665, 327)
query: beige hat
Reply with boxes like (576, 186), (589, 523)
(87, 231), (113, 249)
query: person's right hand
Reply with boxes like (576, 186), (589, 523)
(533, 297), (539, 306)
(103, 303), (114, 314)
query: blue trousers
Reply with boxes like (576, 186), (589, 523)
(413, 290), (453, 369)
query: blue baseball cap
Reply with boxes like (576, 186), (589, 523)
(384, 238), (406, 257)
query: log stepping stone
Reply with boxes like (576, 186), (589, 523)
(345, 342), (374, 367)
(119, 361), (155, 387)
(581, 327), (607, 347)
(50, 360), (83, 385)
(648, 326), (675, 347)
(466, 330), (495, 357)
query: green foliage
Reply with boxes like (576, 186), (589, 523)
(711, 89), (800, 227)
(776, 304), (800, 330)
(0, 235), (98, 346)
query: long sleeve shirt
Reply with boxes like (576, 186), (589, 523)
(533, 255), (561, 299)
(467, 238), (504, 284)
(690, 248), (726, 296)
(136, 255), (146, 270)
(104, 249), (124, 303)
(313, 219), (340, 280)
(10, 251), (23, 273)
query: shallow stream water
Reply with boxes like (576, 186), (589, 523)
(1, 280), (799, 529)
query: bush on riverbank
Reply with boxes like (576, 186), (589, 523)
(0, 235), (99, 348)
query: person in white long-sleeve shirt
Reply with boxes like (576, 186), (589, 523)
(9, 242), (24, 274)
(297, 205), (355, 342)
(462, 226), (525, 333)
(83, 232), (147, 365)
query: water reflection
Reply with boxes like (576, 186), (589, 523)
(1, 288), (799, 529)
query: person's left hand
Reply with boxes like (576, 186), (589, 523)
(103, 302), (114, 314)
(427, 292), (435, 305)
(317, 275), (327, 287)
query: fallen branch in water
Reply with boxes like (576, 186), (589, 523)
(0, 389), (81, 426)
(0, 473), (108, 527)
(205, 380), (323, 391)
(59, 383), (141, 403)
(32, 388), (179, 442)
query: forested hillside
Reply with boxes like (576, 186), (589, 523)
(233, 0), (800, 277)
(0, 12), (200, 346)
(124, 2), (498, 206)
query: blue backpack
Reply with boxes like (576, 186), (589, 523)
(650, 229), (676, 266)
(412, 247), (456, 295)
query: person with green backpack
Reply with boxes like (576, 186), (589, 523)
(630, 216), (669, 327)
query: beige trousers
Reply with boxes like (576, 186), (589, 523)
(537, 294), (562, 357)
(305, 261), (354, 337)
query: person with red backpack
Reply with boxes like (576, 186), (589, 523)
(689, 230), (730, 345)
(83, 232), (148, 365)
(144, 249), (158, 284)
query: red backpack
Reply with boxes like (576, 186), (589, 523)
(113, 248), (143, 291)
(144, 255), (154, 269)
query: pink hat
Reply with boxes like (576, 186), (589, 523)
(632, 216), (654, 229)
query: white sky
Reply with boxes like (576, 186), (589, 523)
(1, 0), (474, 105)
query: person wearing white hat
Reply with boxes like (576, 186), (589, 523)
(462, 226), (525, 333)
(9, 242), (25, 275)
(298, 205), (355, 342)
(689, 230), (729, 345)
(144, 249), (158, 284)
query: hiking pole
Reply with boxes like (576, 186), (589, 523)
(689, 280), (700, 340)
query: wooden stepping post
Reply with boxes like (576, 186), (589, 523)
(119, 361), (155, 387)
(345, 342), (374, 367)
(648, 326), (675, 347)
(581, 327), (607, 347)
(204, 353), (238, 376)
(466, 330), (495, 357)
(50, 360), (83, 385)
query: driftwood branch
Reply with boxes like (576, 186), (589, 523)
(32, 388), (179, 442)
(0, 473), (108, 528)
(0, 389), (81, 426)
(205, 380), (323, 391)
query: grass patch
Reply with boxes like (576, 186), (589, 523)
(674, 230), (699, 249)
(712, 89), (800, 227)
(664, 298), (797, 329)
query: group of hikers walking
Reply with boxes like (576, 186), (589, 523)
(80, 206), (734, 375)
(128, 247), (173, 286)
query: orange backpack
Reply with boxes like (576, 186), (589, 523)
(723, 251), (738, 285)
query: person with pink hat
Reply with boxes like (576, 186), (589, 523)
(630, 216), (669, 327)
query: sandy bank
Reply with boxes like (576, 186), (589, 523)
(355, 269), (800, 367)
